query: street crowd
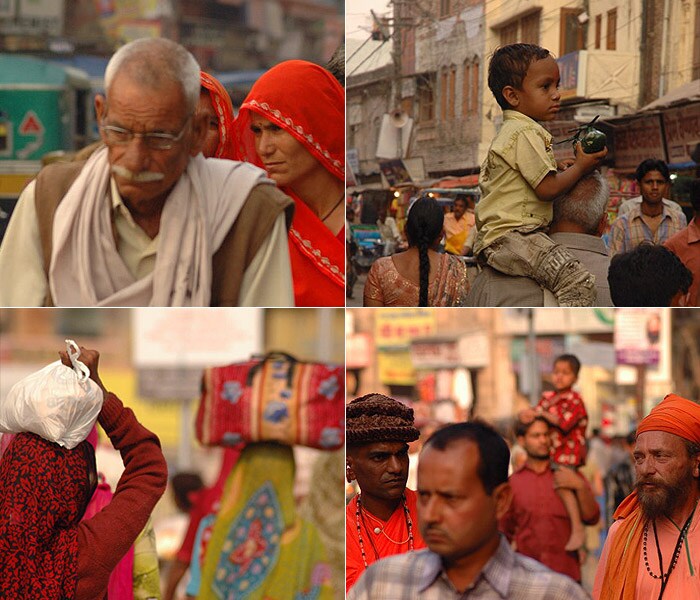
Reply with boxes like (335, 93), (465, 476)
(345, 353), (700, 599)
(357, 43), (698, 308)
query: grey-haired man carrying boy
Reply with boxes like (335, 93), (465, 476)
(474, 43), (607, 306)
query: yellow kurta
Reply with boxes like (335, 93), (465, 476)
(474, 110), (557, 255)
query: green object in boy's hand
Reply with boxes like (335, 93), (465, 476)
(575, 126), (607, 154)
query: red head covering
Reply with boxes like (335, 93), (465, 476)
(0, 433), (96, 599)
(233, 60), (345, 306)
(599, 393), (700, 600)
(234, 59), (344, 181)
(200, 71), (237, 160)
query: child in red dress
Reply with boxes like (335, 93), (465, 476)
(522, 354), (588, 551)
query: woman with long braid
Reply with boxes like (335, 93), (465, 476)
(363, 198), (470, 306)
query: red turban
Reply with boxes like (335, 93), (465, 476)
(636, 393), (700, 443)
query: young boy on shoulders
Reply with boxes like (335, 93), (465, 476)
(474, 43), (607, 306)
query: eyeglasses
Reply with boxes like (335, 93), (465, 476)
(100, 115), (192, 150)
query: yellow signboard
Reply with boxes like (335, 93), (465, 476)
(378, 350), (415, 385)
(374, 308), (437, 349)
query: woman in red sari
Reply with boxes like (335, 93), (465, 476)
(234, 60), (345, 306)
(199, 71), (237, 160)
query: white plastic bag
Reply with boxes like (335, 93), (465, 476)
(0, 340), (104, 449)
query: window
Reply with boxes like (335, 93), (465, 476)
(470, 60), (479, 115)
(521, 12), (540, 45)
(418, 74), (435, 122)
(440, 68), (448, 121)
(498, 12), (540, 46)
(595, 14), (602, 49)
(607, 8), (617, 50)
(500, 22), (518, 46)
(440, 0), (451, 18)
(448, 66), (456, 119)
(560, 8), (586, 56)
(462, 62), (470, 117)
(462, 60), (480, 117)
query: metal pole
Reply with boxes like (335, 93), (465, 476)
(179, 397), (192, 470)
(635, 364), (647, 422)
(529, 309), (539, 406)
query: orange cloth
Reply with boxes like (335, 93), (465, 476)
(595, 506), (700, 599)
(234, 60), (345, 306)
(664, 218), (700, 307)
(595, 393), (700, 599)
(636, 393), (700, 443)
(345, 489), (426, 592)
(200, 71), (237, 160)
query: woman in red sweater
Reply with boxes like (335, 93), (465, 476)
(0, 346), (168, 599)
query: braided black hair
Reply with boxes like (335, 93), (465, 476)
(405, 198), (444, 306)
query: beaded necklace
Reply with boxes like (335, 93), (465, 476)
(642, 501), (697, 600)
(355, 494), (414, 568)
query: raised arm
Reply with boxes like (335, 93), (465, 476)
(59, 348), (167, 600)
(534, 143), (607, 202)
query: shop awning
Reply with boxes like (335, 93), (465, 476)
(639, 79), (700, 111)
(433, 174), (479, 188)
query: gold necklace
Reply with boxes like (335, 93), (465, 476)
(360, 501), (411, 544)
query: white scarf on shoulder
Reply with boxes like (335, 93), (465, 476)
(50, 147), (269, 306)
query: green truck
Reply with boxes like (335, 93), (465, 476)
(0, 54), (93, 239)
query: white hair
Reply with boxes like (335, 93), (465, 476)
(104, 38), (200, 114)
(552, 170), (610, 234)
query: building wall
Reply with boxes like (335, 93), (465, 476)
(10, 0), (339, 70)
(639, 0), (666, 106)
(347, 53), (393, 177)
(663, 0), (698, 94)
(410, 0), (485, 175)
(347, 308), (519, 423)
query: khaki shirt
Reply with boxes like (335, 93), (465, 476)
(474, 110), (557, 254)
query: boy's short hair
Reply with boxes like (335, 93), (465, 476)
(554, 354), (581, 376)
(634, 158), (670, 183)
(488, 43), (552, 110)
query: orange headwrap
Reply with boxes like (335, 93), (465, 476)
(200, 71), (237, 160)
(636, 394), (700, 443)
(598, 393), (700, 600)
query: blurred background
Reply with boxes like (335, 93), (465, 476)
(0, 307), (345, 599)
(346, 306), (700, 591)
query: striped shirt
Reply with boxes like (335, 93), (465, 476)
(347, 535), (590, 599)
(608, 203), (687, 256)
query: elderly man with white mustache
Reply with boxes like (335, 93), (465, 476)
(0, 38), (294, 307)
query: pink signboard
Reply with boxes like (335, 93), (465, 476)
(662, 102), (700, 164)
(612, 114), (666, 169)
